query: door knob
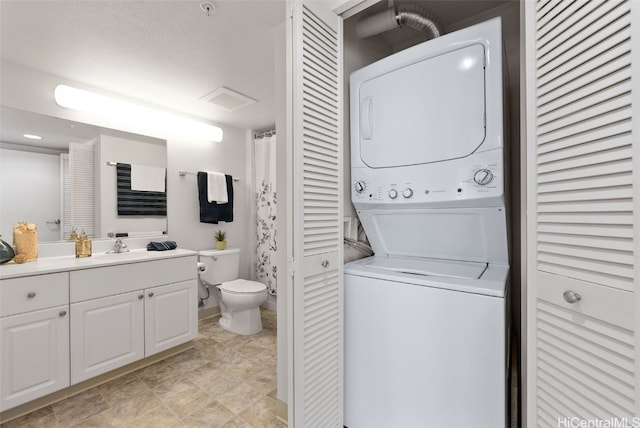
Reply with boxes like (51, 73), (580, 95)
(563, 290), (581, 304)
(148, 292), (154, 298)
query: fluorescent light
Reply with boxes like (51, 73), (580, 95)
(23, 134), (43, 140)
(54, 85), (223, 142)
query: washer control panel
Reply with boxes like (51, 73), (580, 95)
(352, 157), (502, 204)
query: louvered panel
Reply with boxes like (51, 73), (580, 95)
(535, 300), (635, 419)
(538, 340), (634, 390)
(537, 131), (631, 163)
(538, 382), (600, 424)
(292, 3), (342, 426)
(536, 186), (631, 203)
(537, 94), (631, 136)
(537, 0), (610, 54)
(537, 146), (632, 175)
(537, 0), (628, 70)
(537, 172), (632, 193)
(537, 200), (633, 213)
(536, 4), (630, 78)
(538, 233), (633, 252)
(538, 107), (632, 146)
(537, 223), (632, 239)
(538, 212), (632, 225)
(69, 142), (95, 238)
(538, 160), (632, 185)
(537, 78), (631, 128)
(538, 39), (631, 99)
(535, 0), (567, 32)
(538, 58), (631, 113)
(539, 242), (633, 268)
(302, 266), (340, 426)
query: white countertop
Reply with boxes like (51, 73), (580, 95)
(0, 248), (197, 280)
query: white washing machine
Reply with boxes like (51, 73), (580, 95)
(345, 18), (510, 428)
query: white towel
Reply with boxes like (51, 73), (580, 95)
(207, 171), (228, 203)
(131, 165), (166, 192)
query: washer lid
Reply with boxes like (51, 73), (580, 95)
(363, 256), (487, 280)
(220, 279), (266, 293)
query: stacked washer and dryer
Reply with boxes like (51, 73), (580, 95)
(345, 18), (510, 428)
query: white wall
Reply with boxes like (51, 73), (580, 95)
(0, 147), (62, 241)
(95, 134), (167, 237)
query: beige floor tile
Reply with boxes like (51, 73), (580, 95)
(51, 389), (110, 427)
(215, 383), (264, 415)
(108, 390), (162, 423)
(136, 361), (181, 388)
(69, 408), (120, 428)
(237, 396), (281, 428)
(127, 405), (184, 428)
(153, 377), (213, 419)
(98, 374), (151, 407)
(0, 406), (59, 428)
(220, 416), (252, 428)
(164, 347), (208, 373)
(183, 401), (236, 427)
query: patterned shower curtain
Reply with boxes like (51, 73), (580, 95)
(255, 134), (277, 295)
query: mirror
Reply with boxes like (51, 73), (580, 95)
(0, 106), (167, 243)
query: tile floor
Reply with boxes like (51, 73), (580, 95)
(1, 309), (283, 428)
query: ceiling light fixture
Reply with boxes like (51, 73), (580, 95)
(23, 134), (43, 140)
(54, 85), (223, 142)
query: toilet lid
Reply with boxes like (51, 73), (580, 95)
(220, 279), (267, 294)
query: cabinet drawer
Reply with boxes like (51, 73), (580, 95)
(1, 272), (69, 317)
(70, 255), (197, 302)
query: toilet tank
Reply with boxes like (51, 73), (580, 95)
(198, 248), (240, 285)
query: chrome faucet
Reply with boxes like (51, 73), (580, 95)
(107, 238), (129, 254)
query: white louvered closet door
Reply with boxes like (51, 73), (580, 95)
(525, 0), (639, 425)
(288, 1), (343, 426)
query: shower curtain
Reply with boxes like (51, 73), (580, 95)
(255, 134), (277, 295)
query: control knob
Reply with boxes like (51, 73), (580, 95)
(473, 169), (494, 185)
(354, 180), (366, 193)
(402, 188), (414, 199)
(388, 189), (398, 199)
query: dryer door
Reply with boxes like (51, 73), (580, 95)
(358, 44), (486, 168)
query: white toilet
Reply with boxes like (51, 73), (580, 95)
(198, 248), (267, 335)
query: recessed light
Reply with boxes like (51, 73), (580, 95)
(23, 134), (42, 140)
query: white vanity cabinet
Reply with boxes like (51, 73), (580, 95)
(69, 256), (197, 384)
(0, 273), (70, 412)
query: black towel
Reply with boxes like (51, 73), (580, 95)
(116, 163), (167, 216)
(147, 241), (177, 251)
(197, 172), (234, 224)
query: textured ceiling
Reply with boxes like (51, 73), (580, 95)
(1, 0), (286, 131)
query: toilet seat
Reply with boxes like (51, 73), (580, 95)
(220, 279), (266, 294)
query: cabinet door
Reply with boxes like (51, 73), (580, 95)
(144, 280), (197, 356)
(0, 305), (69, 411)
(70, 291), (144, 384)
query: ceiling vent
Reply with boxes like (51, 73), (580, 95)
(201, 87), (257, 112)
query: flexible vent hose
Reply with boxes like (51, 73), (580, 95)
(356, 4), (444, 40)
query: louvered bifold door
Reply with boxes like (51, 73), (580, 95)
(525, 0), (638, 425)
(289, 1), (343, 427)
